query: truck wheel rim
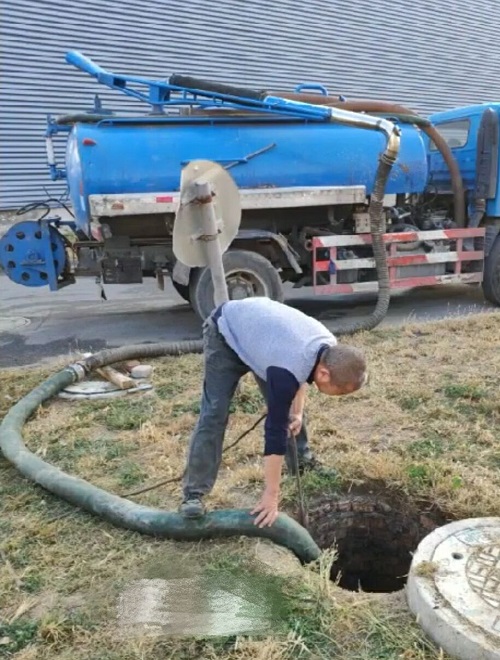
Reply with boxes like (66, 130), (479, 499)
(225, 270), (267, 300)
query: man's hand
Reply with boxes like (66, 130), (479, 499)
(288, 413), (303, 436)
(251, 490), (279, 528)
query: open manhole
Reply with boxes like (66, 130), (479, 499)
(304, 486), (450, 593)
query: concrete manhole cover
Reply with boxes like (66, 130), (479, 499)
(59, 380), (152, 400)
(0, 316), (31, 332)
(407, 517), (500, 660)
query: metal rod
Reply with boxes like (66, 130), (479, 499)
(193, 180), (229, 305)
(289, 432), (309, 530)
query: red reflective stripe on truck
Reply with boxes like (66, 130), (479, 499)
(156, 195), (174, 203)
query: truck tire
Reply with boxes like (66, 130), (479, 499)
(189, 249), (284, 321)
(172, 279), (191, 303)
(482, 235), (500, 305)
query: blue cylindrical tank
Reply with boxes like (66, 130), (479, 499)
(66, 117), (428, 231)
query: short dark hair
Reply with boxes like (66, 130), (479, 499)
(320, 344), (367, 388)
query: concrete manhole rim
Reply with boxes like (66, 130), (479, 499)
(406, 517), (500, 660)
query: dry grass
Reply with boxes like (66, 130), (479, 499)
(1, 311), (499, 659)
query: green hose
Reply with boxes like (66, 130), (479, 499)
(0, 342), (320, 565)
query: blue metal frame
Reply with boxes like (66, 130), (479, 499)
(64, 51), (337, 121)
(46, 115), (71, 181)
(293, 83), (329, 96)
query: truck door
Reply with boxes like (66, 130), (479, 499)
(475, 107), (499, 210)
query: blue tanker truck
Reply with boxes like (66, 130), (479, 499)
(1, 51), (499, 323)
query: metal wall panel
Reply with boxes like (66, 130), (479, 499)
(1, 0), (500, 209)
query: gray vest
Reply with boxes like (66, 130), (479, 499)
(216, 297), (336, 383)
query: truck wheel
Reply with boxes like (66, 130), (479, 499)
(482, 235), (500, 305)
(172, 279), (191, 303)
(189, 250), (284, 321)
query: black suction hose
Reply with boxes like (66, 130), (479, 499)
(325, 117), (400, 335)
(331, 153), (396, 335)
(0, 341), (320, 565)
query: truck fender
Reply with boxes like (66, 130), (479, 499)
(172, 229), (302, 286)
(485, 223), (500, 258)
(234, 229), (302, 273)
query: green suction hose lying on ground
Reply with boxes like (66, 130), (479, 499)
(0, 341), (320, 565)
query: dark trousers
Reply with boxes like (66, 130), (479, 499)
(182, 314), (311, 500)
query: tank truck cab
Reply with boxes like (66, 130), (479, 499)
(424, 102), (500, 304)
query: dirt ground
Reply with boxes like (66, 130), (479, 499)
(1, 311), (499, 659)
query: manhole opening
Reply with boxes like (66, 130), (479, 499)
(304, 488), (449, 594)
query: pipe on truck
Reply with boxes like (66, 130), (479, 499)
(274, 92), (466, 227)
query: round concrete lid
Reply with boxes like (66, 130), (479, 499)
(407, 517), (500, 660)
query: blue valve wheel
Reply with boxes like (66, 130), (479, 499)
(0, 221), (67, 287)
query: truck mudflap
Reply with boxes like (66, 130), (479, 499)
(312, 228), (486, 294)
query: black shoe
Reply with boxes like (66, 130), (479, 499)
(179, 496), (205, 518)
(287, 449), (318, 475)
(288, 452), (338, 478)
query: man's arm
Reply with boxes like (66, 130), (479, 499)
(251, 367), (299, 527)
(263, 382), (306, 496)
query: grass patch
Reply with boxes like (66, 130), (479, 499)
(1, 312), (499, 658)
(407, 437), (445, 459)
(116, 461), (147, 488)
(97, 398), (156, 431)
(443, 382), (487, 401)
(0, 619), (39, 655)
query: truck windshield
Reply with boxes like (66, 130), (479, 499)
(430, 119), (470, 150)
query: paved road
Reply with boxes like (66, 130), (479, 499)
(0, 274), (495, 368)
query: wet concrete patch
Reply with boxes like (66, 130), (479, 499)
(115, 548), (292, 639)
(117, 575), (279, 637)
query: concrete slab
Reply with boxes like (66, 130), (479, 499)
(406, 517), (500, 660)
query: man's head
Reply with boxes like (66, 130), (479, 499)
(313, 344), (367, 396)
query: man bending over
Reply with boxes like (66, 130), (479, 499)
(179, 297), (367, 528)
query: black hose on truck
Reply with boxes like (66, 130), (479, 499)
(325, 117), (401, 335)
(331, 148), (398, 335)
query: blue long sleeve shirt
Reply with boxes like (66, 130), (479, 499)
(215, 298), (336, 455)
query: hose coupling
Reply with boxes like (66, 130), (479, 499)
(66, 362), (87, 382)
(381, 129), (402, 165)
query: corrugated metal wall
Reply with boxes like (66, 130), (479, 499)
(2, 0), (500, 209)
